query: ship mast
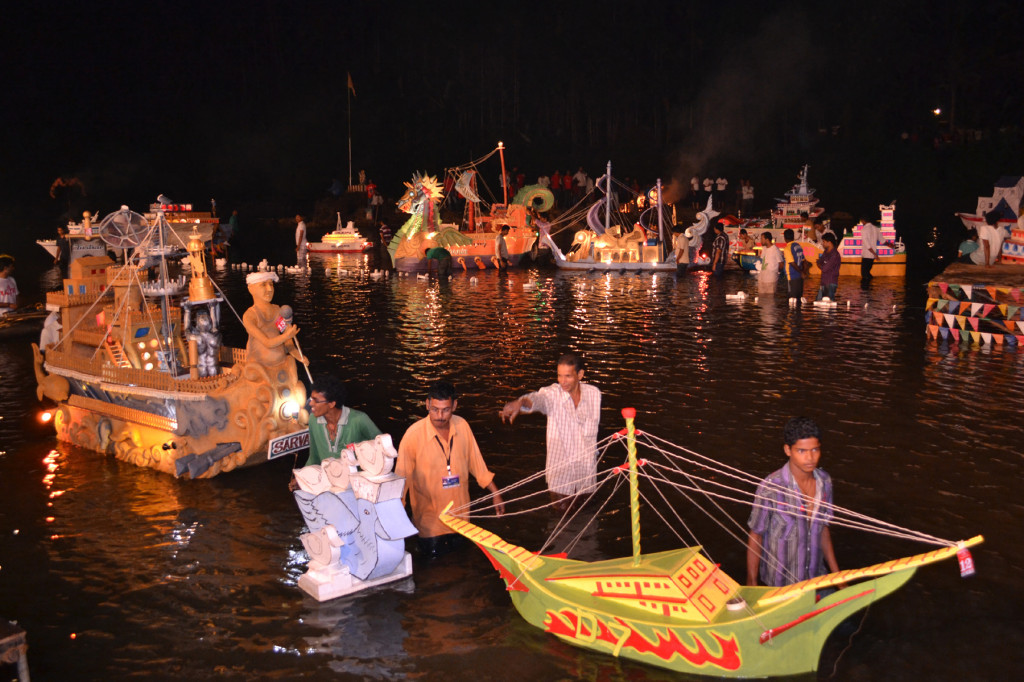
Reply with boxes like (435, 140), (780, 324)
(155, 212), (179, 376)
(498, 141), (508, 205)
(605, 160), (612, 237)
(656, 178), (664, 262)
(622, 407), (642, 566)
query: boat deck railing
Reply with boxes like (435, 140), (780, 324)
(46, 346), (245, 395)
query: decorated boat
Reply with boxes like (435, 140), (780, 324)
(955, 176), (1024, 264)
(540, 162), (676, 272)
(835, 203), (906, 275)
(39, 199), (220, 266)
(387, 143), (552, 272)
(0, 305), (49, 340)
(771, 164), (823, 234)
(440, 409), (981, 678)
(32, 204), (308, 479)
(308, 213), (373, 253)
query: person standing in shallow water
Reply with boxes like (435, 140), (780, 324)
(747, 416), (840, 587)
(500, 353), (601, 511)
(397, 380), (505, 556)
(495, 224), (510, 272)
(815, 233), (840, 301)
(295, 214), (308, 265)
(301, 375), (381, 468)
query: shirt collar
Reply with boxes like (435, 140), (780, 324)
(317, 405), (350, 428)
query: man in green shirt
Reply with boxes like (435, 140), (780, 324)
(424, 246), (452, 280)
(302, 375), (382, 467)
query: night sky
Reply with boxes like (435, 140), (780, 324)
(3, 0), (1022, 245)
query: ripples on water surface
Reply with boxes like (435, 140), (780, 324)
(1, 256), (1022, 680)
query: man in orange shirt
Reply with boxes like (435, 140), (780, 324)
(396, 380), (505, 556)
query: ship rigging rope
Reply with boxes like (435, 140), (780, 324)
(634, 430), (955, 547)
(455, 425), (958, 570)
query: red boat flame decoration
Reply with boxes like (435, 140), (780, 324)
(545, 608), (741, 670)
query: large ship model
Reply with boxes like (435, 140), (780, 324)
(541, 162), (677, 272)
(772, 164), (824, 233)
(38, 198), (219, 266)
(33, 205), (307, 479)
(387, 143), (552, 272)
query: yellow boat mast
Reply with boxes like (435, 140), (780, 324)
(622, 407), (642, 566)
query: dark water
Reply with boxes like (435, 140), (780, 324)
(2, 252), (1022, 681)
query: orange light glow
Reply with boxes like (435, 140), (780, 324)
(39, 410), (54, 424)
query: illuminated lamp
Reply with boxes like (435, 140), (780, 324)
(280, 400), (300, 420)
(142, 352), (151, 360)
(150, 339), (159, 348)
(39, 410), (54, 424)
(144, 362), (154, 370)
(137, 342), (146, 349)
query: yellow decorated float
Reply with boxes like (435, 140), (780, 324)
(33, 204), (308, 478)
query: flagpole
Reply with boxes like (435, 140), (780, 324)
(347, 81), (353, 190)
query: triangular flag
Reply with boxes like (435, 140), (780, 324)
(926, 324), (937, 338)
(1007, 305), (1019, 318)
(981, 332), (992, 345)
(999, 304), (1008, 316)
(971, 331), (981, 343)
(1011, 289), (1021, 303)
(994, 334), (1004, 346)
(962, 284), (972, 299)
(944, 313), (955, 327)
(950, 328), (959, 341)
(926, 297), (937, 310)
(924, 311), (932, 324)
(968, 316), (979, 331)
(940, 327), (950, 340)
(988, 286), (998, 298)
(971, 303), (983, 316)
(998, 287), (1010, 294)
(1017, 334), (1024, 345)
(960, 302), (971, 314)
(982, 304), (995, 317)
(1018, 321), (1024, 333)
(939, 282), (949, 294)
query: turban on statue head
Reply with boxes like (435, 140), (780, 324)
(246, 271), (279, 285)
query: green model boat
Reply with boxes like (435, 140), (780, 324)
(440, 408), (982, 678)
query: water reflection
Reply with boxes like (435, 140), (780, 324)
(1, 260), (1021, 680)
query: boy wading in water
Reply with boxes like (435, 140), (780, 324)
(746, 417), (840, 587)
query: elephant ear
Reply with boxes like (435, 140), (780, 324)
(373, 499), (419, 540)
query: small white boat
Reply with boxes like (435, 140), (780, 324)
(308, 214), (373, 253)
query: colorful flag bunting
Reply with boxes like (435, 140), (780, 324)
(961, 284), (971, 299)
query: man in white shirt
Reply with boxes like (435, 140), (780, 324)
(500, 353), (601, 508)
(0, 255), (19, 317)
(758, 232), (783, 294)
(858, 217), (880, 281)
(978, 212), (1006, 265)
(295, 214), (308, 263)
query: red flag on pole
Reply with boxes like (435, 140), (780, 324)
(347, 72), (356, 98)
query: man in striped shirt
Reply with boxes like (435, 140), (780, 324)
(746, 417), (840, 587)
(500, 353), (601, 508)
